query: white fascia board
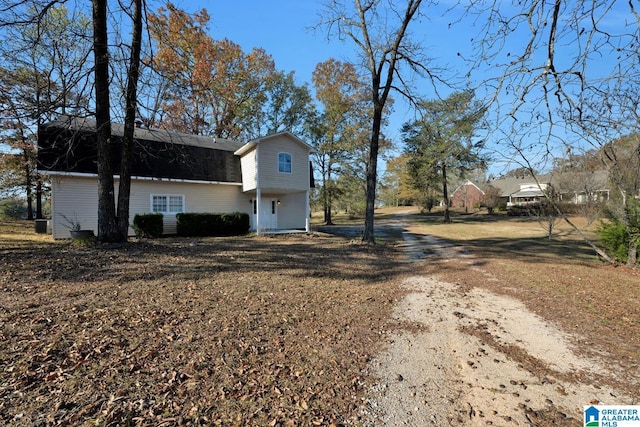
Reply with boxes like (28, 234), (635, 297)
(42, 171), (242, 186)
(234, 142), (257, 157)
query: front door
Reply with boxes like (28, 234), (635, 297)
(253, 198), (278, 231)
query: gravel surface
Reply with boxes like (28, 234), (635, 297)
(356, 226), (631, 426)
(359, 275), (626, 425)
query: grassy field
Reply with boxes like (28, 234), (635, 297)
(1, 219), (407, 426)
(1, 211), (639, 425)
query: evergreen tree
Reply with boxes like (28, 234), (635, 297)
(403, 91), (486, 222)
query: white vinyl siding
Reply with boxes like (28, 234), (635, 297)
(50, 176), (249, 237)
(276, 192), (307, 229)
(130, 181), (248, 234)
(50, 176), (99, 239)
(237, 135), (311, 193)
(257, 137), (309, 191)
(239, 151), (258, 192)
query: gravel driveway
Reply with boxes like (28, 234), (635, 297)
(316, 217), (631, 426)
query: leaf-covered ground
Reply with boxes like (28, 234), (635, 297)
(2, 213), (639, 426)
(1, 227), (405, 426)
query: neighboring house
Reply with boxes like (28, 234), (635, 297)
(508, 182), (551, 207)
(450, 180), (485, 210)
(552, 170), (610, 204)
(487, 171), (609, 208)
(485, 176), (548, 207)
(37, 116), (314, 238)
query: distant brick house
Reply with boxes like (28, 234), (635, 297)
(449, 171), (610, 214)
(450, 180), (485, 211)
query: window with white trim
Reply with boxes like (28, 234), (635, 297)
(278, 152), (292, 174)
(151, 194), (184, 214)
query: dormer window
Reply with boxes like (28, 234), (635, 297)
(278, 152), (292, 174)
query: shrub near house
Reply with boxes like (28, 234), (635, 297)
(133, 213), (163, 238)
(176, 212), (250, 237)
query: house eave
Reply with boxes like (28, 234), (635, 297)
(234, 131), (316, 157)
(234, 141), (257, 157)
(41, 170), (243, 186)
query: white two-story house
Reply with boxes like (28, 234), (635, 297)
(37, 117), (314, 238)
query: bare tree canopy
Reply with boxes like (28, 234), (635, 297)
(0, 3), (92, 220)
(0, 0), (62, 27)
(464, 0), (640, 164)
(459, 0), (639, 263)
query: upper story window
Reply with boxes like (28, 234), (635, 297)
(151, 194), (184, 214)
(278, 152), (292, 174)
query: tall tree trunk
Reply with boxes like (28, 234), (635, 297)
(326, 162), (334, 225)
(627, 238), (638, 267)
(92, 0), (118, 242)
(35, 177), (42, 219)
(322, 181), (328, 223)
(35, 88), (43, 220)
(354, 0), (423, 244)
(362, 102), (383, 243)
(625, 197), (638, 267)
(326, 186), (333, 224)
(442, 162), (451, 223)
(117, 0), (143, 241)
(321, 159), (329, 224)
(23, 148), (33, 220)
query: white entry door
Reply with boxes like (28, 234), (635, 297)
(253, 199), (278, 231)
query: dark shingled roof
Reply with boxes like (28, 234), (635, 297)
(38, 117), (244, 183)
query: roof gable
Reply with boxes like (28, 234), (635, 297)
(487, 176), (549, 196)
(234, 131), (314, 157)
(451, 180), (485, 196)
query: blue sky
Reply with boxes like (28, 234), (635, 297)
(174, 0), (469, 149)
(157, 2), (636, 175)
(177, 1), (356, 84)
(176, 0), (351, 85)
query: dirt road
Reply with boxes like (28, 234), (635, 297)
(316, 219), (632, 425)
(359, 228), (631, 426)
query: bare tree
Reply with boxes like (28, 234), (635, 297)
(92, 0), (118, 241)
(0, 4), (92, 219)
(116, 0), (143, 242)
(482, 185), (501, 214)
(1, 0), (144, 242)
(319, 0), (432, 243)
(0, 1), (61, 27)
(551, 153), (606, 227)
(462, 0), (640, 263)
